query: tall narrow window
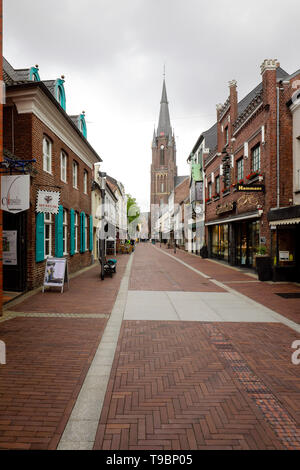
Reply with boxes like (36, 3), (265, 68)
(252, 145), (260, 172)
(85, 215), (88, 251)
(60, 151), (67, 182)
(225, 127), (229, 146)
(83, 170), (88, 194)
(43, 137), (52, 174)
(44, 213), (52, 257)
(215, 176), (220, 195)
(160, 145), (165, 165)
(75, 212), (79, 253)
(63, 209), (68, 255)
(73, 161), (78, 188)
(237, 158), (244, 181)
(208, 182), (212, 199)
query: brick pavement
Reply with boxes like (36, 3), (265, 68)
(157, 245), (300, 324)
(0, 317), (106, 450)
(93, 321), (300, 450)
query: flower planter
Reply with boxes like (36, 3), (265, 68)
(255, 255), (272, 281)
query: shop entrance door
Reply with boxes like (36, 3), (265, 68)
(235, 220), (259, 267)
(3, 211), (27, 292)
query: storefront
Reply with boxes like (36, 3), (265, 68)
(268, 206), (300, 282)
(206, 211), (262, 268)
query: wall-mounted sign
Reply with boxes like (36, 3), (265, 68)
(195, 181), (203, 203)
(3, 230), (17, 265)
(236, 184), (264, 192)
(42, 257), (69, 293)
(36, 190), (60, 214)
(1, 175), (30, 213)
(216, 201), (235, 215)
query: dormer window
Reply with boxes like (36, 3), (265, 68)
(54, 78), (66, 110)
(29, 66), (40, 81)
(80, 113), (87, 138)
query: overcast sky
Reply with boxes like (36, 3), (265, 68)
(3, 0), (300, 211)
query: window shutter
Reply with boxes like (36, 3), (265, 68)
(36, 212), (45, 262)
(70, 209), (75, 255)
(80, 212), (85, 253)
(55, 205), (64, 257)
(89, 215), (93, 251)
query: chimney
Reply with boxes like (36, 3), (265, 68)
(261, 59), (280, 107)
(229, 80), (238, 123)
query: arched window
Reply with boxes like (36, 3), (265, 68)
(80, 113), (87, 138)
(29, 66), (40, 81)
(160, 145), (165, 165)
(54, 79), (66, 110)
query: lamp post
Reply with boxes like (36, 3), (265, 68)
(98, 171), (106, 280)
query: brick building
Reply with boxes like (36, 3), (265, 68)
(202, 59), (300, 280)
(2, 58), (102, 292)
(0, 0), (2, 312)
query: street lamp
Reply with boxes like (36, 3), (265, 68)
(98, 171), (107, 280)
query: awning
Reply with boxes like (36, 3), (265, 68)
(269, 217), (300, 226)
(205, 210), (261, 226)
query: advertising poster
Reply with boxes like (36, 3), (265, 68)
(3, 230), (17, 265)
(43, 258), (68, 293)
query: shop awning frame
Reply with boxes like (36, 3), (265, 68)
(269, 217), (300, 226)
(205, 210), (261, 226)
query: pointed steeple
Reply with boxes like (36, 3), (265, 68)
(157, 79), (172, 138)
(152, 126), (157, 148)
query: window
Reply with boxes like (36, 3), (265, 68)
(60, 151), (67, 182)
(73, 161), (78, 188)
(160, 145), (165, 165)
(237, 158), (244, 181)
(75, 212), (79, 253)
(63, 209), (68, 255)
(83, 170), (88, 194)
(85, 215), (88, 251)
(43, 137), (52, 174)
(252, 145), (260, 172)
(161, 182), (164, 193)
(208, 182), (212, 199)
(215, 176), (220, 195)
(225, 126), (229, 146)
(44, 213), (52, 257)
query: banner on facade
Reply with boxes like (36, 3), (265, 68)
(3, 230), (17, 265)
(42, 257), (69, 293)
(36, 190), (60, 214)
(1, 175), (30, 213)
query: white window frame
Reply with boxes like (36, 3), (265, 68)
(75, 212), (79, 253)
(44, 213), (52, 258)
(73, 161), (78, 189)
(83, 170), (88, 194)
(43, 136), (52, 174)
(60, 151), (67, 183)
(63, 209), (68, 255)
(85, 215), (88, 251)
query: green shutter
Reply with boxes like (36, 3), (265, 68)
(80, 212), (85, 253)
(36, 212), (45, 262)
(89, 215), (93, 251)
(55, 205), (64, 257)
(70, 209), (75, 255)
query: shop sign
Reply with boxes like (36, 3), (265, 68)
(1, 175), (30, 213)
(236, 184), (264, 192)
(279, 251), (289, 261)
(36, 190), (60, 214)
(42, 257), (69, 293)
(216, 202), (235, 215)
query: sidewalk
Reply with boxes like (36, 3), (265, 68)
(158, 245), (300, 325)
(0, 254), (131, 450)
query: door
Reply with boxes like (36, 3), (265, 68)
(3, 211), (27, 291)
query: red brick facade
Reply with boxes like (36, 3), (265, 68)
(204, 60), (300, 269)
(0, 0), (2, 313)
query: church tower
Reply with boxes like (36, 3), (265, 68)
(150, 79), (177, 207)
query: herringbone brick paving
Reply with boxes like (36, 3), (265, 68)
(93, 320), (300, 450)
(0, 317), (106, 450)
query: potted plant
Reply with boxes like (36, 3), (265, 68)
(255, 245), (272, 281)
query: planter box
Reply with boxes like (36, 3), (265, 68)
(255, 255), (272, 281)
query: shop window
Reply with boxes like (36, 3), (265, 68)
(211, 224), (229, 261)
(43, 136), (52, 174)
(252, 145), (260, 172)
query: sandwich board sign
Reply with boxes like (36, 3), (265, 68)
(42, 257), (69, 293)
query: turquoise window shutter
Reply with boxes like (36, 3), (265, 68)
(55, 205), (64, 257)
(70, 209), (75, 255)
(80, 212), (85, 253)
(36, 212), (45, 262)
(89, 215), (93, 251)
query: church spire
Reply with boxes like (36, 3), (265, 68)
(157, 79), (172, 138)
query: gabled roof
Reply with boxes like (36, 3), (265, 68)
(174, 175), (189, 188)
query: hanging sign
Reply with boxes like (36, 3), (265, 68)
(42, 257), (69, 293)
(3, 230), (17, 265)
(1, 175), (30, 213)
(36, 190), (60, 214)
